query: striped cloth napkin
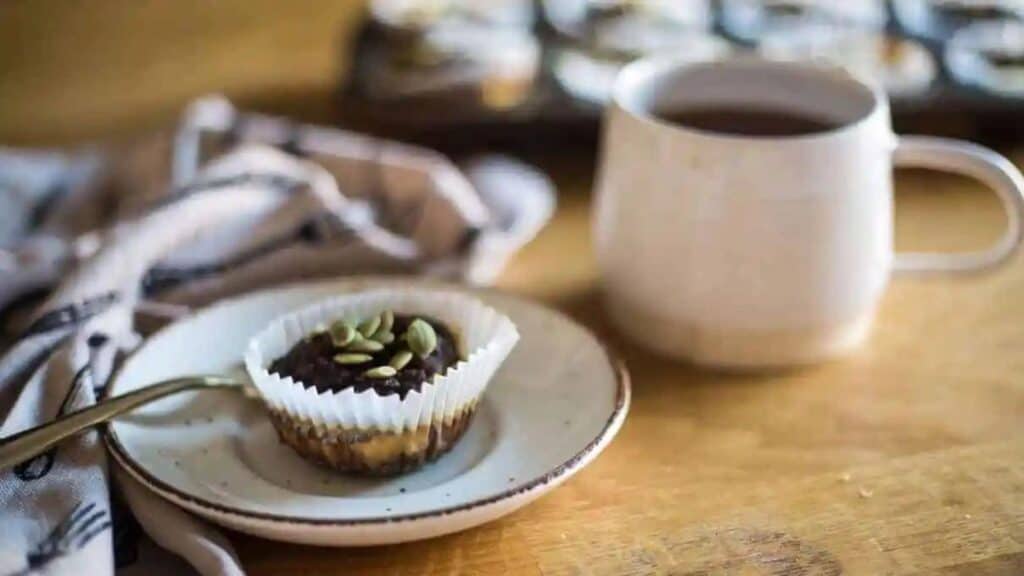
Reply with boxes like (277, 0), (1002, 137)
(0, 96), (554, 576)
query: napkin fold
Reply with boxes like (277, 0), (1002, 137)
(0, 96), (554, 576)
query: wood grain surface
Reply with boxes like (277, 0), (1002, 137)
(2, 2), (1023, 574)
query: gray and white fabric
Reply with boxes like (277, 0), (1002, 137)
(0, 95), (554, 576)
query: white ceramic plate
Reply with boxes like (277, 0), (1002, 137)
(105, 278), (629, 546)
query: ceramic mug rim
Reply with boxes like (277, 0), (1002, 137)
(610, 56), (890, 144)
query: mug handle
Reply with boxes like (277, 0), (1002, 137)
(892, 136), (1024, 275)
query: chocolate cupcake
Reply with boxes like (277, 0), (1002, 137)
(946, 19), (1024, 97)
(759, 25), (937, 96)
(363, 23), (540, 109)
(550, 2), (730, 106)
(721, 0), (887, 43)
(245, 289), (519, 476)
(370, 0), (534, 36)
(893, 0), (1024, 39)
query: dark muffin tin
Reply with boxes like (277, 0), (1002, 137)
(339, 1), (1024, 140)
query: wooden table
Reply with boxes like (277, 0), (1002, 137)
(3, 2), (1024, 574)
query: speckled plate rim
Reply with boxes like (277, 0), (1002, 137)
(103, 278), (630, 542)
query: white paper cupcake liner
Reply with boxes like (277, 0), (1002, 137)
(244, 288), (519, 435)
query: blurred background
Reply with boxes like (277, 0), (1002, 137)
(4, 3), (1023, 573)
(0, 1), (363, 144)
(4, 0), (1022, 305)
(3, 0), (1024, 149)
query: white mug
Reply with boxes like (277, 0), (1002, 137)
(594, 58), (1024, 367)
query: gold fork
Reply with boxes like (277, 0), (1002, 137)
(0, 375), (247, 470)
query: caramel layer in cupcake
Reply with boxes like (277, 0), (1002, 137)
(268, 404), (477, 476)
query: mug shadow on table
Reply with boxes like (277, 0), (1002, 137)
(552, 287), (811, 391)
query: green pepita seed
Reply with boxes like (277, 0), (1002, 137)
(405, 318), (437, 358)
(375, 310), (395, 337)
(389, 350), (413, 370)
(329, 321), (357, 347)
(375, 331), (395, 345)
(312, 323), (328, 335)
(358, 314), (382, 338)
(333, 353), (372, 365)
(363, 366), (397, 378)
(346, 337), (384, 353)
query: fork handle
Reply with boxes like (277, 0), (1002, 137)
(0, 375), (239, 470)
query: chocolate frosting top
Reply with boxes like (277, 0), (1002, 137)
(269, 314), (460, 398)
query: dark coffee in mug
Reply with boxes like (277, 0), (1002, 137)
(655, 106), (838, 137)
